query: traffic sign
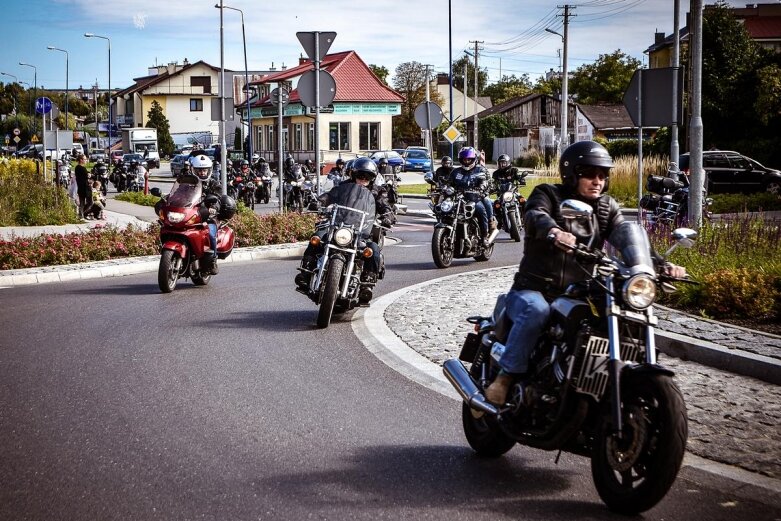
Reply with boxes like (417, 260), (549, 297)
(296, 31), (337, 61)
(31, 134), (39, 143)
(270, 87), (290, 108)
(13, 136), (20, 144)
(297, 70), (336, 108)
(13, 128), (20, 136)
(4, 137), (8, 145)
(622, 67), (682, 127)
(443, 125), (462, 144)
(35, 97), (52, 115)
(414, 101), (443, 129)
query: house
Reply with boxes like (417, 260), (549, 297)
(112, 59), (271, 148)
(575, 104), (655, 142)
(433, 73), (491, 126)
(240, 51), (404, 165)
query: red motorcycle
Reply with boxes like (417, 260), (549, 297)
(156, 175), (236, 293)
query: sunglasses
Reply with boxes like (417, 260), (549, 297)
(576, 166), (609, 181)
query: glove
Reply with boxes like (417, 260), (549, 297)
(208, 207), (217, 217)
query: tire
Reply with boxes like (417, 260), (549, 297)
(766, 181), (781, 196)
(474, 240), (494, 262)
(508, 209), (522, 242)
(591, 374), (688, 515)
(317, 256), (344, 328)
(462, 402), (516, 457)
(191, 271), (211, 286)
(158, 250), (180, 293)
(431, 227), (453, 268)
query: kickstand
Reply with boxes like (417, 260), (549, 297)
(554, 450), (562, 465)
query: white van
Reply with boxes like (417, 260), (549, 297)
(72, 143), (85, 157)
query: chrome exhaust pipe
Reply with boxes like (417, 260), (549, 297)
(442, 359), (499, 416)
(486, 229), (500, 245)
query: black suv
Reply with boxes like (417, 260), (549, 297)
(678, 151), (781, 195)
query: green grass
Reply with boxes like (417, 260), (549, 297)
(115, 191), (161, 207)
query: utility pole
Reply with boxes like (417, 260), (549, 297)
(689, 0), (704, 226)
(671, 0), (681, 171)
(558, 4), (574, 149)
(468, 40), (483, 150)
(424, 64), (432, 155)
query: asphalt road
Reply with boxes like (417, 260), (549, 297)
(1, 212), (778, 520)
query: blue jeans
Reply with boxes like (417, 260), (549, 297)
(498, 289), (551, 374)
(208, 223), (217, 258)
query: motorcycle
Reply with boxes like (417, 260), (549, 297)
(156, 175), (236, 293)
(110, 163), (127, 192)
(240, 175), (256, 210)
(92, 164), (110, 196)
(295, 203), (379, 328)
(284, 165), (306, 212)
(57, 159), (71, 188)
(492, 170), (529, 242)
(381, 171), (402, 210)
(301, 175), (319, 210)
(443, 199), (695, 515)
(430, 186), (495, 268)
(254, 164), (273, 204)
(640, 165), (713, 226)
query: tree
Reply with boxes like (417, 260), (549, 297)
(482, 74), (533, 105)
(569, 50), (640, 104)
(146, 100), (175, 157)
(478, 114), (513, 159)
(532, 75), (561, 97)
(391, 61), (445, 144)
(369, 64), (389, 85)
(452, 53), (489, 98)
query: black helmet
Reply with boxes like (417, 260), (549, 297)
(559, 140), (613, 192)
(218, 194), (237, 220)
(257, 156), (267, 163)
(441, 156), (452, 167)
(335, 158), (345, 166)
(284, 156), (294, 169)
(378, 157), (388, 167)
(240, 159), (250, 168)
(351, 157), (378, 183)
(498, 154), (511, 169)
(304, 159), (313, 168)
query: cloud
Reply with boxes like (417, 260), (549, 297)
(133, 13), (147, 30)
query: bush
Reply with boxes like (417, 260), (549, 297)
(0, 158), (80, 226)
(709, 192), (781, 214)
(115, 191), (161, 207)
(699, 268), (778, 319)
(231, 211), (316, 247)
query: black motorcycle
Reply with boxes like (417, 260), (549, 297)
(92, 163), (110, 196)
(284, 165), (306, 212)
(295, 204), (380, 328)
(492, 170), (529, 242)
(443, 199), (695, 515)
(430, 186), (494, 268)
(254, 164), (273, 204)
(640, 169), (713, 226)
(111, 163), (128, 192)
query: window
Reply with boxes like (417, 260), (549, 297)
(190, 76), (212, 94)
(705, 153), (730, 169)
(307, 123), (314, 151)
(359, 122), (380, 151)
(266, 125), (274, 150)
(329, 122), (350, 151)
(190, 98), (203, 112)
(294, 123), (303, 151)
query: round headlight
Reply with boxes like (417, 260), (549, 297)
(167, 211), (186, 224)
(442, 186), (455, 197)
(440, 200), (454, 213)
(502, 192), (514, 202)
(334, 227), (353, 247)
(622, 274), (657, 310)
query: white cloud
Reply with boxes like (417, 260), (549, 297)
(133, 13), (147, 30)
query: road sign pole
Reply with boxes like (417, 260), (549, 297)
(637, 68), (643, 223)
(42, 110), (47, 183)
(314, 33), (321, 194)
(278, 84), (284, 214)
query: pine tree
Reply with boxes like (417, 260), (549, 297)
(146, 101), (175, 157)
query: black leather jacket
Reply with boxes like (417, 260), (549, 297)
(514, 183), (625, 297)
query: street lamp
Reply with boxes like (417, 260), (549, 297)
(84, 33), (111, 153)
(545, 27), (569, 149)
(47, 46), (69, 130)
(216, 3), (252, 162)
(19, 62), (37, 135)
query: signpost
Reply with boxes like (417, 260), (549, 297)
(443, 124), (461, 144)
(296, 31), (337, 194)
(272, 86), (289, 213)
(36, 97), (53, 182)
(414, 101), (442, 169)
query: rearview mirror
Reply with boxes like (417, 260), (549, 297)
(560, 199), (593, 219)
(672, 227), (697, 248)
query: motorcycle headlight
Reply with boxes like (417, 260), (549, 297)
(439, 199), (454, 213)
(442, 186), (455, 197)
(622, 274), (657, 310)
(502, 192), (514, 203)
(167, 211), (186, 224)
(246, 182), (254, 188)
(334, 227), (353, 247)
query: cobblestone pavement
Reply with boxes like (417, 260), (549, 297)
(384, 266), (781, 479)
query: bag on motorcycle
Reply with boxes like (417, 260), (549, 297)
(218, 194), (237, 220)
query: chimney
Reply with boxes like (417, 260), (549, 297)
(269, 61), (276, 71)
(281, 62), (287, 71)
(167, 62), (177, 75)
(655, 31), (666, 44)
(299, 54), (310, 66)
(183, 57), (189, 65)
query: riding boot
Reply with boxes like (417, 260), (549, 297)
(210, 257), (219, 275)
(485, 374), (513, 405)
(489, 217), (498, 231)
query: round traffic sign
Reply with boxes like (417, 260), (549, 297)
(35, 97), (53, 115)
(13, 128), (21, 136)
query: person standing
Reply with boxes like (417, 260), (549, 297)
(74, 154), (90, 219)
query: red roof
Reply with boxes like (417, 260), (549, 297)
(251, 51), (403, 107)
(743, 16), (781, 39)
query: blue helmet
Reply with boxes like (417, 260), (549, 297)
(458, 147), (477, 171)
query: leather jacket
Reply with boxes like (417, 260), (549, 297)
(447, 166), (489, 202)
(514, 183), (625, 297)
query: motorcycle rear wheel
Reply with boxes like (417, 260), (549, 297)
(509, 210), (522, 242)
(317, 257), (344, 328)
(192, 270), (212, 286)
(474, 241), (494, 262)
(462, 402), (516, 457)
(591, 374), (687, 515)
(431, 227), (453, 268)
(158, 250), (180, 293)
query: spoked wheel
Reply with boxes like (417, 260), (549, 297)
(474, 240), (494, 262)
(591, 374), (688, 515)
(431, 227), (454, 268)
(317, 257), (344, 328)
(158, 250), (181, 293)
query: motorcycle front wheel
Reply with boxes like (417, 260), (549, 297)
(591, 374), (688, 515)
(158, 250), (181, 293)
(431, 227), (454, 268)
(317, 256), (344, 328)
(509, 209), (522, 242)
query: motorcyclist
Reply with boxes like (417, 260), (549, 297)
(434, 156), (453, 184)
(328, 158), (346, 188)
(446, 147), (495, 245)
(190, 154), (222, 274)
(303, 159), (316, 177)
(492, 154), (518, 186)
(297, 157), (392, 289)
(484, 140), (687, 404)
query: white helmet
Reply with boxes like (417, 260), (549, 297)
(189, 154), (213, 180)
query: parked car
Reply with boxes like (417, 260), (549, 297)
(89, 150), (108, 163)
(402, 149), (432, 172)
(392, 148), (406, 157)
(679, 151), (781, 195)
(122, 153), (147, 168)
(368, 150), (404, 172)
(170, 154), (190, 177)
(111, 150), (124, 165)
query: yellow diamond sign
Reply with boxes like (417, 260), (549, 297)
(443, 125), (461, 144)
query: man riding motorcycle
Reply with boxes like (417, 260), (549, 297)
(446, 147), (495, 246)
(188, 154), (222, 274)
(434, 156), (453, 184)
(328, 158), (346, 188)
(484, 140), (687, 404)
(492, 154), (518, 185)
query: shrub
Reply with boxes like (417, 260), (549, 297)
(231, 211), (316, 247)
(699, 268), (778, 319)
(709, 192), (781, 214)
(115, 191), (161, 207)
(0, 158), (80, 226)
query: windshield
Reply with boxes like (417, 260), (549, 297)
(166, 176), (202, 207)
(406, 151), (428, 159)
(608, 222), (654, 273)
(331, 204), (372, 236)
(133, 144), (157, 153)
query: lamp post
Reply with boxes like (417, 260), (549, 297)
(46, 46), (69, 131)
(545, 27), (569, 150)
(19, 62), (37, 136)
(84, 33), (111, 153)
(216, 3), (252, 162)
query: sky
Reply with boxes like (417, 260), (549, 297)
(1, 0), (752, 93)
